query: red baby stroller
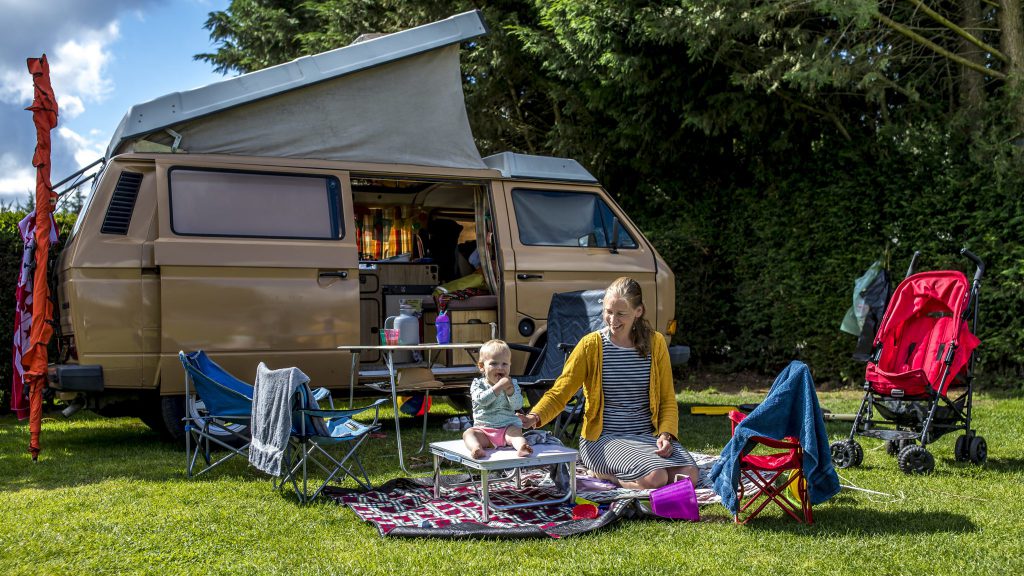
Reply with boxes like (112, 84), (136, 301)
(831, 248), (984, 474)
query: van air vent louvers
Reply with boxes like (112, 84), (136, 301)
(100, 172), (144, 235)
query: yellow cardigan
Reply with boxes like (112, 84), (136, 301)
(531, 330), (678, 442)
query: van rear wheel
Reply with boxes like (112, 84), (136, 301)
(171, 394), (250, 449)
(159, 395), (187, 444)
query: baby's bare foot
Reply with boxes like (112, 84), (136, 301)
(517, 444), (533, 457)
(471, 448), (486, 459)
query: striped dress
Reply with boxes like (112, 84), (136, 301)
(578, 329), (696, 482)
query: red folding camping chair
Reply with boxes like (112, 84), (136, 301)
(728, 410), (813, 524)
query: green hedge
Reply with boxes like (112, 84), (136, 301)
(640, 125), (1023, 389)
(0, 210), (76, 413)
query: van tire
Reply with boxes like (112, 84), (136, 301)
(139, 402), (175, 441)
(166, 394), (251, 449)
(160, 395), (188, 444)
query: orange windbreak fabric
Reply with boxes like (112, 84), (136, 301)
(23, 54), (59, 460)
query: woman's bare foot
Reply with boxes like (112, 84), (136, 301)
(517, 443), (533, 457)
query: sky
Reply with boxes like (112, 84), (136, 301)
(0, 0), (231, 207)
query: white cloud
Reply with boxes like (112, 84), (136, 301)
(0, 152), (36, 200)
(58, 126), (107, 167)
(49, 22), (119, 109)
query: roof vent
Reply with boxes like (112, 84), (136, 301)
(100, 171), (144, 235)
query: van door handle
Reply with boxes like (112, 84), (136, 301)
(517, 273), (543, 280)
(319, 271), (349, 279)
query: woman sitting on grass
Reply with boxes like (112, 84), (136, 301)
(520, 277), (698, 490)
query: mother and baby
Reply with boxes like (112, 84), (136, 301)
(462, 276), (699, 490)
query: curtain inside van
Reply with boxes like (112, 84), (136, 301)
(513, 191), (597, 246)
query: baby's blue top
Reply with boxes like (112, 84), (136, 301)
(470, 376), (524, 428)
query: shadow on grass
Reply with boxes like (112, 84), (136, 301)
(974, 456), (1024, 473)
(745, 504), (977, 535)
(0, 415), (267, 492)
(0, 409), (478, 493)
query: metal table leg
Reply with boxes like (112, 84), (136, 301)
(481, 469), (490, 523)
(348, 351), (360, 409)
(417, 390), (431, 454)
(384, 350), (412, 474)
(433, 454), (441, 498)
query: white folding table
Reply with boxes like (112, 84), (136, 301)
(429, 439), (578, 523)
(337, 343), (483, 473)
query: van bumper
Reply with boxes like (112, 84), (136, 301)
(48, 364), (105, 392)
(668, 345), (690, 367)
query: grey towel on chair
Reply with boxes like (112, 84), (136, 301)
(249, 362), (310, 477)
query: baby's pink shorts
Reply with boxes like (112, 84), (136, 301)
(471, 426), (510, 448)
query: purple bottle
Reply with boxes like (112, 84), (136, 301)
(435, 310), (451, 344)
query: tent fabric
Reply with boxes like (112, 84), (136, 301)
(23, 54), (59, 460)
(115, 46), (486, 169)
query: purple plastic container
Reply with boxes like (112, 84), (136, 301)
(650, 476), (699, 521)
(435, 311), (451, 344)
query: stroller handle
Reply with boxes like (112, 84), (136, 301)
(960, 248), (985, 281)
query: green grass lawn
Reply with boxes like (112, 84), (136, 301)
(1, 387), (1021, 575)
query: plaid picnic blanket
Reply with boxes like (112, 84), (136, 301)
(324, 453), (745, 538)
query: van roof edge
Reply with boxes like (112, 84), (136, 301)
(106, 10), (488, 158)
(482, 152), (598, 183)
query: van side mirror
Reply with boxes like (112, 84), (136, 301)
(609, 217), (620, 254)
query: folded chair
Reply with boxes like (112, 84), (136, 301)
(273, 371), (389, 503)
(513, 289), (604, 441)
(180, 350), (334, 478)
(728, 410), (813, 524)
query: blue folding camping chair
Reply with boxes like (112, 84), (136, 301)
(180, 350), (254, 478)
(252, 364), (388, 503)
(513, 289), (605, 442)
(179, 350), (334, 478)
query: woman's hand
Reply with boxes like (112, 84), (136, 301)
(518, 412), (540, 430)
(655, 433), (674, 457)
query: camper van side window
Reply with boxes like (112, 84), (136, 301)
(168, 168), (342, 239)
(511, 189), (637, 248)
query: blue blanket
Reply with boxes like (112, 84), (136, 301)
(709, 361), (840, 514)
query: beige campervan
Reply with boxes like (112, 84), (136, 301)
(49, 11), (684, 440)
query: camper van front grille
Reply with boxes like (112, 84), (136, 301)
(101, 172), (144, 235)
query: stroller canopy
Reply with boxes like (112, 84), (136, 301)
(867, 271), (980, 397)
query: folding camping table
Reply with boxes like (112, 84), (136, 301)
(429, 439), (578, 523)
(337, 343), (482, 473)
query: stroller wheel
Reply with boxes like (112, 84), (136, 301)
(954, 435), (971, 462)
(830, 440), (862, 469)
(898, 445), (935, 474)
(968, 436), (987, 465)
(886, 438), (915, 457)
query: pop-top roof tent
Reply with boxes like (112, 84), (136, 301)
(105, 10), (597, 183)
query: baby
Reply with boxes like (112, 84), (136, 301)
(463, 339), (533, 458)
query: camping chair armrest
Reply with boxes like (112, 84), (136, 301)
(300, 398), (389, 422)
(728, 410), (746, 433)
(749, 435), (801, 450)
(508, 343), (542, 356)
